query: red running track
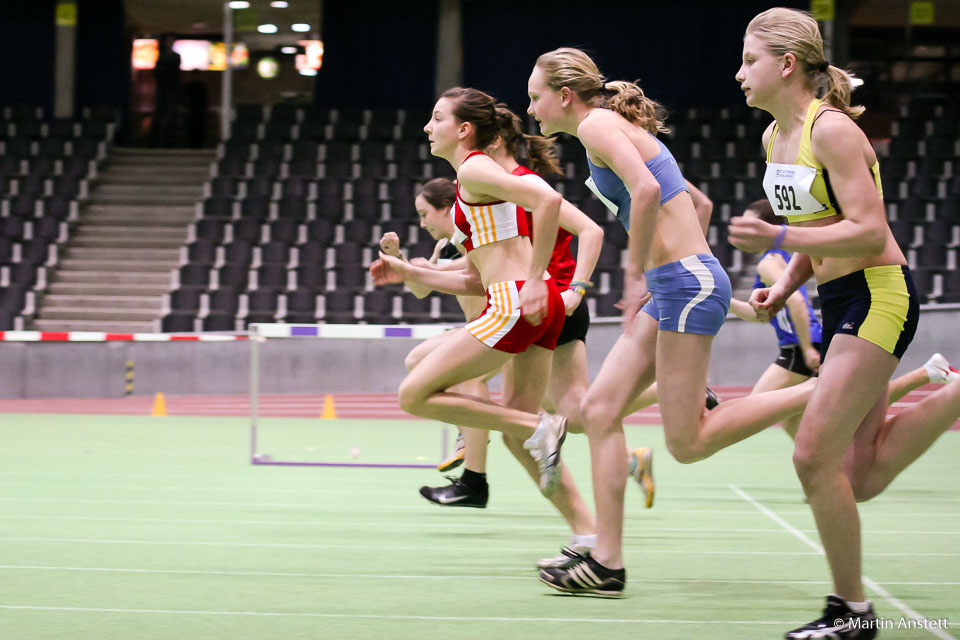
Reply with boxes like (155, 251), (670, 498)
(0, 386), (956, 428)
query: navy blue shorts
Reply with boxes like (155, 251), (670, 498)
(817, 265), (919, 361)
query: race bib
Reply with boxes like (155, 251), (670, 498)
(585, 175), (620, 216)
(762, 163), (828, 218)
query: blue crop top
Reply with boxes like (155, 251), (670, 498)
(584, 133), (689, 231)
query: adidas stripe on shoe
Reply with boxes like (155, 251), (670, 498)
(539, 553), (625, 597)
(536, 545), (589, 569)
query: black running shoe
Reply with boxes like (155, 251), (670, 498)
(706, 387), (720, 410)
(539, 553), (625, 597)
(536, 544), (591, 569)
(419, 476), (488, 508)
(785, 595), (878, 639)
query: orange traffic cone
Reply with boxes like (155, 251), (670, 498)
(151, 392), (167, 417)
(321, 394), (337, 419)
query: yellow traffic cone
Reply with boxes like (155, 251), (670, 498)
(321, 394), (337, 419)
(151, 392), (167, 417)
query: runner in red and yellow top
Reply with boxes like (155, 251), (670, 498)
(371, 87), (569, 499)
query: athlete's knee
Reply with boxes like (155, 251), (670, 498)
(397, 376), (427, 415)
(579, 394), (616, 433)
(792, 444), (832, 487)
(664, 435), (704, 464)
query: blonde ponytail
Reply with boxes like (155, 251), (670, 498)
(604, 81), (669, 135)
(536, 48), (669, 134)
(821, 65), (864, 119)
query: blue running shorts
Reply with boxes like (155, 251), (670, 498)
(640, 254), (731, 335)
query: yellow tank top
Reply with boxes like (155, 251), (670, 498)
(763, 99), (883, 223)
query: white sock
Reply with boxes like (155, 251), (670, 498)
(573, 534), (596, 549)
(842, 598), (871, 614)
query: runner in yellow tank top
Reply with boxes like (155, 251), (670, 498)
(764, 98), (882, 223)
(728, 8), (960, 639)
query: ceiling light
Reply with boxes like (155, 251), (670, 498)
(258, 57), (280, 79)
(281, 46), (297, 54)
(299, 68), (318, 76)
(291, 23), (311, 32)
(270, 1), (289, 7)
(257, 24), (279, 33)
(228, 1), (250, 8)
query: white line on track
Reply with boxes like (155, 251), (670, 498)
(0, 480), (958, 504)
(2, 513), (959, 536)
(0, 604), (814, 625)
(1, 496), (957, 518)
(730, 485), (957, 640)
(1, 469), (954, 494)
(2, 536), (958, 557)
(0, 565), (957, 586)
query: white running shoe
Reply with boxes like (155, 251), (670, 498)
(523, 412), (567, 497)
(437, 431), (465, 472)
(924, 353), (960, 383)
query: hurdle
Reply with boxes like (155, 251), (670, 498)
(248, 322), (456, 469)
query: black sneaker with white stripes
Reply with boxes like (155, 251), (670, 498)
(785, 595), (878, 639)
(419, 476), (488, 508)
(539, 553), (625, 597)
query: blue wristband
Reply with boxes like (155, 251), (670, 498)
(772, 224), (788, 251)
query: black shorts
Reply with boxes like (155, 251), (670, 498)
(774, 343), (822, 377)
(555, 297), (590, 347)
(818, 265), (919, 362)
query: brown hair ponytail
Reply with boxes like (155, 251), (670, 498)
(439, 87), (500, 150)
(494, 104), (561, 176)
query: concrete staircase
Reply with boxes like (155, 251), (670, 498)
(30, 147), (216, 333)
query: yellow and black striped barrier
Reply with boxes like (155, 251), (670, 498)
(124, 360), (134, 396)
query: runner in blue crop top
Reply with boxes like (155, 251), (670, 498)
(529, 47), (819, 598)
(585, 134), (688, 231)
